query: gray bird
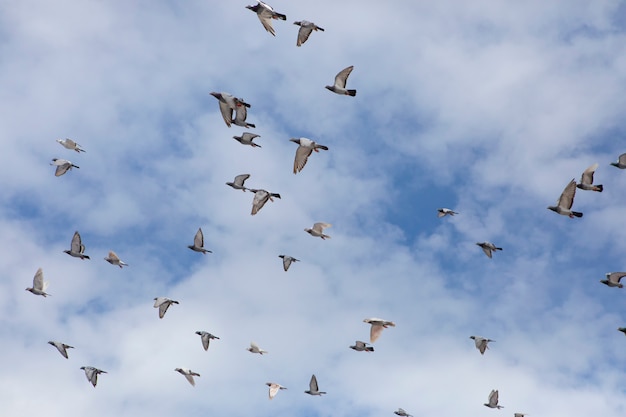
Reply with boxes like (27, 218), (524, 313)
(547, 179), (583, 218)
(304, 374), (326, 395)
(249, 189), (281, 215)
(210, 92), (249, 128)
(514, 414), (528, 417)
(279, 255), (300, 271)
(246, 1), (286, 36)
(26, 268), (50, 297)
(48, 341), (74, 359)
(484, 389), (503, 409)
(363, 318), (396, 343)
(610, 153), (626, 169)
(266, 382), (287, 399)
(394, 408), (412, 417)
(349, 340), (374, 352)
(195, 331), (220, 351)
(175, 368), (200, 386)
(104, 251), (128, 268)
(153, 297), (179, 319)
(437, 208), (458, 217)
(293, 20), (324, 46)
(576, 163), (603, 192)
(305, 222), (331, 239)
(232, 99), (256, 128)
(188, 228), (212, 254)
(470, 336), (494, 355)
(64, 231), (90, 260)
(56, 138), (85, 153)
(247, 341), (268, 354)
(325, 66), (357, 96)
(476, 242), (502, 259)
(226, 174), (250, 191)
(600, 272), (626, 288)
(80, 366), (107, 387)
(290, 138), (328, 174)
(233, 132), (261, 148)
(50, 158), (79, 177)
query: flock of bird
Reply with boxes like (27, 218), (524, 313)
(28, 1), (626, 414)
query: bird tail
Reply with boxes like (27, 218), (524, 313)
(247, 123), (256, 128)
(594, 184), (603, 192)
(572, 211), (583, 218)
(275, 13), (287, 20)
(346, 90), (357, 96)
(495, 247), (502, 251)
(252, 143), (262, 148)
(366, 347), (374, 352)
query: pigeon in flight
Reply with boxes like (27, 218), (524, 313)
(175, 368), (200, 386)
(56, 138), (85, 153)
(610, 153), (626, 169)
(232, 100), (256, 128)
(394, 408), (412, 417)
(484, 389), (503, 409)
(349, 340), (374, 352)
(226, 174), (250, 191)
(600, 272), (626, 288)
(247, 341), (268, 355)
(476, 242), (502, 259)
(80, 366), (107, 387)
(26, 268), (50, 297)
(290, 138), (328, 174)
(48, 341), (74, 359)
(437, 208), (458, 217)
(246, 1), (286, 36)
(305, 222), (331, 239)
(153, 297), (179, 319)
(470, 336), (494, 355)
(195, 331), (220, 351)
(279, 255), (300, 271)
(188, 228), (212, 254)
(104, 251), (128, 268)
(325, 66), (357, 96)
(50, 158), (79, 177)
(363, 318), (396, 343)
(547, 179), (583, 218)
(294, 20), (324, 46)
(305, 374), (326, 395)
(249, 189), (281, 215)
(233, 132), (262, 148)
(266, 382), (287, 399)
(64, 231), (90, 260)
(576, 163), (603, 192)
(210, 92), (249, 128)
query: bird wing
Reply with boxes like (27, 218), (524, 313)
(234, 103), (249, 124)
(334, 66), (354, 88)
(437, 210), (446, 218)
(257, 14), (276, 36)
(268, 383), (279, 399)
(370, 323), (384, 342)
(33, 268), (44, 290)
(201, 333), (210, 351)
(557, 179), (577, 209)
(313, 222), (331, 233)
(294, 145), (313, 173)
(55, 163), (71, 176)
(619, 153), (626, 164)
(478, 340), (488, 354)
(250, 341), (260, 351)
(194, 228), (204, 248)
(241, 132), (259, 142)
(107, 251), (120, 262)
(355, 341), (367, 349)
(480, 245), (492, 258)
(65, 138), (78, 148)
(153, 297), (166, 307)
(580, 163), (598, 185)
(159, 302), (171, 318)
(71, 232), (82, 253)
(84, 368), (97, 386)
(309, 374), (319, 391)
(297, 25), (314, 46)
(609, 272), (626, 283)
(184, 373), (196, 386)
(282, 256), (292, 271)
(217, 100), (233, 127)
(490, 390), (498, 406)
(252, 191), (269, 215)
(234, 174), (250, 186)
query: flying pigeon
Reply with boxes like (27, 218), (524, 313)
(618, 327), (626, 335)
(437, 208), (458, 217)
(470, 336), (494, 355)
(279, 255), (300, 271)
(56, 138), (85, 153)
(153, 297), (179, 319)
(246, 1), (286, 36)
(305, 374), (326, 395)
(576, 163), (603, 192)
(266, 382), (287, 399)
(294, 20), (324, 46)
(610, 153), (626, 169)
(349, 340), (374, 352)
(80, 366), (107, 387)
(476, 242), (502, 259)
(50, 158), (79, 177)
(290, 138), (328, 174)
(226, 174), (250, 191)
(232, 99), (256, 128)
(48, 341), (74, 359)
(188, 228), (212, 254)
(249, 189), (281, 215)
(64, 231), (90, 260)
(175, 368), (200, 386)
(600, 272), (626, 288)
(210, 92), (249, 128)
(484, 389), (503, 409)
(325, 66), (357, 96)
(233, 132), (261, 148)
(547, 179), (583, 218)
(363, 318), (396, 343)
(26, 268), (50, 297)
(247, 341), (268, 355)
(305, 222), (331, 239)
(394, 408), (412, 417)
(104, 251), (128, 268)
(195, 331), (220, 351)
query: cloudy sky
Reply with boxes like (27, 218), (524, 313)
(1, 0), (626, 415)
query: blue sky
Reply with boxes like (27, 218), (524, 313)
(1, 0), (626, 416)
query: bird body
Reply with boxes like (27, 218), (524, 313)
(484, 389), (503, 409)
(26, 268), (50, 297)
(48, 341), (74, 358)
(226, 174), (251, 191)
(246, 1), (286, 36)
(576, 163), (603, 192)
(437, 208), (458, 217)
(175, 368), (200, 386)
(56, 138), (85, 153)
(279, 255), (300, 271)
(325, 66), (356, 96)
(601, 272), (626, 288)
(470, 335), (494, 355)
(290, 138), (328, 173)
(188, 228), (212, 254)
(233, 132), (261, 147)
(266, 382), (287, 399)
(249, 189), (281, 215)
(363, 318), (395, 343)
(294, 20), (324, 46)
(476, 242), (502, 258)
(247, 341), (268, 354)
(195, 331), (220, 351)
(104, 251), (128, 268)
(305, 374), (326, 395)
(305, 222), (331, 239)
(80, 366), (107, 387)
(153, 297), (179, 318)
(349, 340), (374, 352)
(548, 179), (583, 218)
(64, 231), (90, 259)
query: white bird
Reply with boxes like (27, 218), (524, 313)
(195, 331), (220, 351)
(188, 228), (212, 254)
(325, 66), (357, 96)
(363, 318), (396, 343)
(266, 382), (287, 399)
(175, 368), (200, 386)
(50, 158), (79, 177)
(293, 20), (324, 46)
(232, 101), (256, 128)
(56, 138), (85, 153)
(305, 222), (331, 239)
(233, 132), (261, 148)
(247, 341), (268, 355)
(48, 341), (74, 359)
(26, 268), (50, 297)
(246, 1), (286, 36)
(576, 163), (603, 192)
(437, 208), (458, 217)
(249, 189), (281, 215)
(610, 153), (626, 169)
(476, 242), (502, 259)
(226, 174), (250, 191)
(64, 231), (90, 260)
(278, 255), (300, 271)
(349, 341), (374, 352)
(484, 389), (503, 409)
(104, 251), (128, 268)
(210, 92), (248, 128)
(153, 297), (179, 319)
(394, 408), (412, 417)
(469, 336), (495, 355)
(304, 374), (326, 395)
(547, 179), (583, 218)
(290, 138), (328, 174)
(601, 272), (626, 288)
(80, 366), (107, 387)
